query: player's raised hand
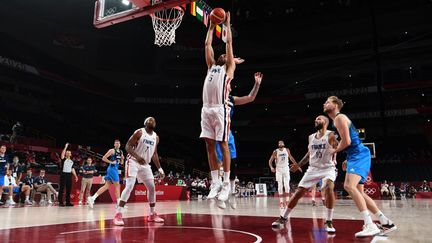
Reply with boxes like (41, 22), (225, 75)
(234, 57), (245, 64)
(224, 11), (231, 25)
(254, 72), (263, 85)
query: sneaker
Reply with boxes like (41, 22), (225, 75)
(216, 200), (226, 209)
(7, 200), (16, 206)
(0, 201), (4, 205)
(377, 220), (397, 235)
(217, 182), (231, 201)
(87, 196), (95, 209)
(312, 200), (316, 206)
(207, 181), (222, 200)
(113, 212), (124, 226)
(325, 220), (336, 233)
(355, 223), (380, 238)
(24, 200), (33, 206)
(272, 216), (288, 228)
(147, 212), (164, 223)
(48, 201), (53, 205)
(229, 196), (237, 209)
(78, 201), (83, 206)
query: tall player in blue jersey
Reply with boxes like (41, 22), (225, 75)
(215, 72), (263, 194)
(324, 96), (396, 237)
(88, 139), (124, 208)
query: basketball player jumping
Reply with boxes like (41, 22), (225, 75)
(324, 96), (396, 237)
(87, 139), (124, 208)
(272, 115), (338, 233)
(215, 72), (263, 202)
(200, 12), (236, 203)
(113, 117), (165, 226)
(268, 140), (299, 212)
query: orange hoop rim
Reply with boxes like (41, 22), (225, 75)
(150, 5), (184, 22)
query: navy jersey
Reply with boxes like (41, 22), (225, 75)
(0, 154), (8, 176)
(108, 149), (123, 169)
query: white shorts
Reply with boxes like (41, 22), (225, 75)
(298, 167), (337, 189)
(275, 168), (290, 183)
(200, 105), (231, 142)
(125, 159), (154, 183)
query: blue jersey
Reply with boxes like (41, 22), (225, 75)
(104, 149), (122, 183)
(336, 113), (371, 184)
(0, 154), (7, 176)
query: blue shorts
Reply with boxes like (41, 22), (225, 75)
(3, 187), (20, 193)
(216, 130), (237, 161)
(104, 166), (120, 183)
(0, 176), (4, 186)
(346, 145), (371, 184)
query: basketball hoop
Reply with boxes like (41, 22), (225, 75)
(150, 0), (184, 46)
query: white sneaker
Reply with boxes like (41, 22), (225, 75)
(217, 182), (230, 201)
(355, 223), (380, 237)
(207, 181), (222, 200)
(216, 200), (226, 209)
(87, 196), (95, 209)
(324, 220), (336, 233)
(24, 200), (33, 206)
(7, 200), (16, 206)
(78, 201), (83, 206)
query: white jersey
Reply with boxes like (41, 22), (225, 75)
(202, 65), (232, 106)
(129, 128), (157, 166)
(308, 130), (336, 169)
(275, 148), (289, 170)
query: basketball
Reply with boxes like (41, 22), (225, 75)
(210, 8), (226, 25)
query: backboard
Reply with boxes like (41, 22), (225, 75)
(93, 0), (194, 28)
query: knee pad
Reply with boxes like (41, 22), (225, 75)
(120, 178), (136, 202)
(143, 179), (156, 204)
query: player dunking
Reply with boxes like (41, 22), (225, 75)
(268, 140), (299, 212)
(200, 12), (236, 202)
(113, 117), (165, 226)
(324, 96), (396, 237)
(87, 139), (124, 208)
(272, 115), (338, 233)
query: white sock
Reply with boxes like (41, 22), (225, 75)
(92, 193), (99, 200)
(211, 170), (219, 183)
(149, 206), (155, 215)
(25, 196), (29, 200)
(375, 210), (390, 225)
(230, 180), (235, 193)
(282, 207), (292, 219)
(116, 206), (124, 214)
(326, 208), (334, 221)
(279, 197), (284, 205)
(117, 198), (120, 205)
(223, 171), (230, 183)
(361, 210), (373, 225)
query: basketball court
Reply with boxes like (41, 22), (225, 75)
(1, 198), (431, 242)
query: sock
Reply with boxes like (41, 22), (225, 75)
(117, 198), (120, 205)
(223, 171), (230, 184)
(92, 193), (99, 200)
(211, 170), (219, 183)
(361, 210), (373, 225)
(326, 208), (334, 221)
(375, 210), (390, 225)
(149, 206), (155, 215)
(285, 196), (290, 203)
(116, 206), (124, 214)
(282, 207), (292, 219)
(25, 196), (29, 200)
(279, 197), (284, 205)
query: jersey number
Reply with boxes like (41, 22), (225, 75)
(316, 151), (323, 158)
(145, 146), (149, 152)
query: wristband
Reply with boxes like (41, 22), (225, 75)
(158, 168), (164, 174)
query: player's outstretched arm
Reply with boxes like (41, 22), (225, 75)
(233, 72), (263, 106)
(205, 23), (216, 69)
(224, 12), (235, 78)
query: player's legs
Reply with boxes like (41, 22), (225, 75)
(283, 171), (290, 201)
(358, 184), (397, 233)
(272, 186), (308, 228)
(311, 184), (317, 206)
(322, 178), (336, 232)
(87, 181), (112, 208)
(217, 140), (231, 201)
(204, 138), (223, 199)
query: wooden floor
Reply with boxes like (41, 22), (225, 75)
(0, 197), (430, 242)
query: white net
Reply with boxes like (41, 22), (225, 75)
(150, 1), (184, 47)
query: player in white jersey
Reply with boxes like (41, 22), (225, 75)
(200, 12), (237, 203)
(268, 140), (299, 212)
(113, 117), (165, 226)
(272, 115), (338, 233)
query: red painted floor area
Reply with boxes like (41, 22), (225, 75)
(2, 214), (376, 243)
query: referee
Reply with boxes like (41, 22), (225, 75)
(59, 143), (78, 207)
